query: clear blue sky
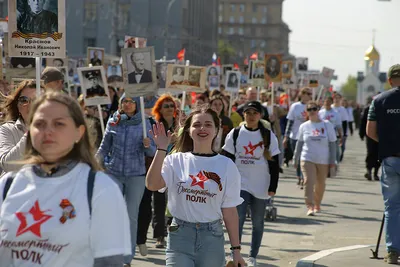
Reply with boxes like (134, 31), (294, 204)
(282, 0), (399, 88)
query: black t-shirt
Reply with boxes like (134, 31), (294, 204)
(368, 87), (400, 160)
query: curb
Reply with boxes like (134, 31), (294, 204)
(296, 245), (373, 267)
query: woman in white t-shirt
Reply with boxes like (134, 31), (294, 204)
(342, 99), (354, 136)
(222, 101), (280, 267)
(283, 87), (312, 188)
(294, 101), (337, 216)
(0, 92), (131, 267)
(146, 106), (245, 267)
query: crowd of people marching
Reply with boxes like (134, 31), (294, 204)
(0, 65), (381, 267)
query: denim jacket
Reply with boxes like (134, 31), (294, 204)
(96, 112), (156, 177)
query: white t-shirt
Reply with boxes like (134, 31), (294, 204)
(346, 107), (354, 122)
(319, 108), (342, 130)
(297, 121), (337, 165)
(161, 153), (243, 223)
(222, 126), (280, 199)
(286, 102), (307, 140)
(0, 163), (131, 267)
(331, 105), (348, 121)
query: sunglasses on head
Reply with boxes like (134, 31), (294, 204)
(162, 104), (175, 109)
(122, 99), (135, 104)
(307, 107), (318, 112)
(17, 96), (35, 106)
(304, 92), (312, 96)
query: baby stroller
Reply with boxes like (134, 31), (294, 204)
(265, 197), (277, 221)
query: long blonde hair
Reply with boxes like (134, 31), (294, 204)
(24, 92), (101, 170)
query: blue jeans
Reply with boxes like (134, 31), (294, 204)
(291, 139), (303, 179)
(111, 175), (146, 264)
(381, 157), (400, 253)
(166, 218), (225, 267)
(237, 190), (266, 258)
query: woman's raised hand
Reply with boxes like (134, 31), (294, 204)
(149, 122), (172, 150)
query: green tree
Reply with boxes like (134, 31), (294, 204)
(340, 75), (358, 101)
(218, 40), (236, 64)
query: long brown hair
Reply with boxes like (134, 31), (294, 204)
(173, 105), (220, 153)
(1, 80), (41, 122)
(24, 92), (101, 171)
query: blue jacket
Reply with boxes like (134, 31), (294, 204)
(96, 112), (156, 177)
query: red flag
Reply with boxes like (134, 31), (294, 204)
(234, 63), (239, 69)
(217, 57), (221, 66)
(177, 48), (185, 61)
(250, 52), (258, 60)
(244, 58), (249, 65)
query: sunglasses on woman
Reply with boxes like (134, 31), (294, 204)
(122, 99), (135, 104)
(18, 96), (35, 106)
(162, 104), (175, 109)
(307, 107), (318, 112)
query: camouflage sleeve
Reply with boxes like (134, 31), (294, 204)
(367, 100), (377, 121)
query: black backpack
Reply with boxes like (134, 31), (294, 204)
(2, 169), (97, 216)
(232, 124), (271, 154)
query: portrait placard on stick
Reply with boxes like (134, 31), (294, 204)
(124, 36), (147, 48)
(250, 60), (265, 87)
(206, 65), (220, 91)
(8, 0), (66, 58)
(87, 47), (105, 67)
(225, 71), (241, 93)
(46, 57), (67, 67)
(166, 64), (206, 93)
(77, 66), (110, 106)
(296, 57), (308, 72)
(281, 61), (293, 79)
(121, 47), (158, 97)
(265, 54), (282, 83)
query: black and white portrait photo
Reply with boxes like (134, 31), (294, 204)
(188, 68), (201, 87)
(296, 57), (308, 72)
(265, 55), (281, 81)
(16, 0), (58, 34)
(166, 64), (206, 92)
(171, 66), (185, 85)
(127, 52), (153, 84)
(281, 61), (293, 78)
(209, 76), (219, 88)
(10, 57), (35, 68)
(252, 61), (265, 79)
(107, 64), (123, 83)
(8, 0), (66, 58)
(78, 66), (110, 106)
(121, 47), (157, 97)
(88, 48), (104, 67)
(47, 57), (66, 67)
(225, 71), (241, 92)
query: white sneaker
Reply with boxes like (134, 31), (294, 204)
(307, 209), (315, 216)
(247, 257), (257, 267)
(138, 244), (148, 256)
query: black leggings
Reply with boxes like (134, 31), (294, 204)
(348, 122), (354, 136)
(137, 188), (167, 245)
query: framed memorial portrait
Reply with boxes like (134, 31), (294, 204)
(124, 36), (147, 48)
(206, 65), (220, 90)
(77, 66), (110, 106)
(87, 47), (105, 67)
(8, 0), (66, 58)
(46, 57), (67, 67)
(166, 64), (206, 93)
(264, 54), (282, 83)
(107, 64), (123, 83)
(225, 71), (241, 93)
(121, 47), (157, 97)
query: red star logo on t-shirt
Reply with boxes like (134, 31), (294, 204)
(189, 171), (209, 189)
(15, 200), (52, 238)
(312, 128), (321, 136)
(243, 141), (263, 156)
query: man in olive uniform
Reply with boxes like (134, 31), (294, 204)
(367, 64), (400, 264)
(17, 0), (58, 34)
(85, 71), (107, 98)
